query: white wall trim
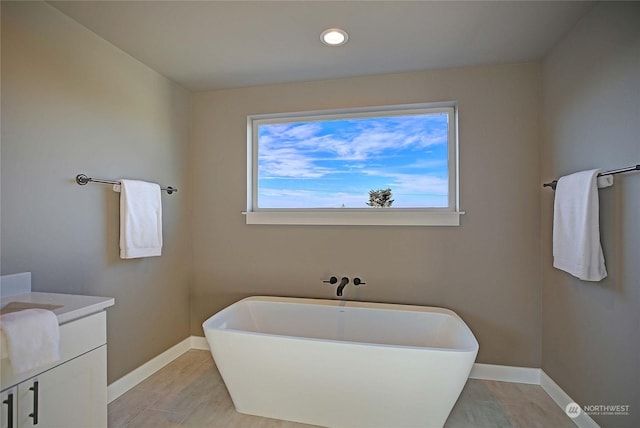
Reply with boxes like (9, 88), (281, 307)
(469, 364), (599, 427)
(470, 363), (541, 384)
(190, 335), (210, 350)
(108, 337), (599, 428)
(107, 337), (191, 403)
(540, 371), (600, 428)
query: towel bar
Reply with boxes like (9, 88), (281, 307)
(543, 164), (639, 190)
(75, 174), (177, 194)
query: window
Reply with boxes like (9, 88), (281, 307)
(246, 102), (461, 226)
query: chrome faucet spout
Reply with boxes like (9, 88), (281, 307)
(336, 277), (349, 297)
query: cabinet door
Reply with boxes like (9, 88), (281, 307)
(0, 387), (17, 428)
(18, 346), (107, 428)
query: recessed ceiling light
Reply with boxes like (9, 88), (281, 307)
(321, 28), (349, 46)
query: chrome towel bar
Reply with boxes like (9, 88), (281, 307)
(543, 164), (639, 190)
(75, 174), (178, 194)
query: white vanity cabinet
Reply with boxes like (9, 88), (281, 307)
(13, 345), (106, 428)
(1, 289), (113, 428)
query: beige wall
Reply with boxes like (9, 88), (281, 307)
(541, 3), (640, 427)
(191, 63), (542, 367)
(12, 2), (636, 401)
(1, 2), (192, 382)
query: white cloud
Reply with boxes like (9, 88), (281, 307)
(259, 188), (369, 208)
(364, 170), (449, 196)
(289, 127), (446, 162)
(258, 114), (448, 179)
(259, 148), (333, 178)
(402, 158), (447, 169)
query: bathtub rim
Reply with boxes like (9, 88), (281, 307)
(203, 295), (479, 353)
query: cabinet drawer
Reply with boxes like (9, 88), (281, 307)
(58, 311), (106, 361)
(1, 312), (106, 391)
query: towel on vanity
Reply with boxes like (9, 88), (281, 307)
(0, 309), (60, 374)
(553, 169), (607, 281)
(120, 179), (163, 259)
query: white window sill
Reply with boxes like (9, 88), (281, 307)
(243, 210), (464, 226)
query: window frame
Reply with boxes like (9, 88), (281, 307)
(245, 102), (462, 226)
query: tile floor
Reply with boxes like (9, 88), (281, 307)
(108, 350), (576, 428)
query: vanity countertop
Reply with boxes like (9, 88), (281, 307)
(1, 292), (114, 324)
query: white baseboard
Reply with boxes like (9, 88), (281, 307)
(108, 336), (599, 428)
(190, 335), (210, 350)
(540, 371), (600, 428)
(469, 364), (599, 427)
(107, 337), (191, 403)
(470, 363), (541, 384)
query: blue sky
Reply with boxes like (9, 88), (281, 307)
(257, 113), (449, 208)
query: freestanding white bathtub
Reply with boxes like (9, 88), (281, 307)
(203, 296), (478, 428)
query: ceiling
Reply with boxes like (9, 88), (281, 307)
(49, 1), (594, 92)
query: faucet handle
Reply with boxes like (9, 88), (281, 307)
(323, 276), (338, 284)
(353, 277), (366, 286)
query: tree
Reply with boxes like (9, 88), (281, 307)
(367, 188), (394, 208)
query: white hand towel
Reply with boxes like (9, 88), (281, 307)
(120, 179), (163, 259)
(0, 309), (60, 374)
(553, 169), (607, 281)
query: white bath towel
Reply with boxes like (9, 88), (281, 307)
(120, 179), (163, 259)
(553, 169), (607, 281)
(0, 309), (60, 374)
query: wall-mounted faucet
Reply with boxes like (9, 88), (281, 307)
(336, 277), (349, 297)
(323, 276), (367, 297)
